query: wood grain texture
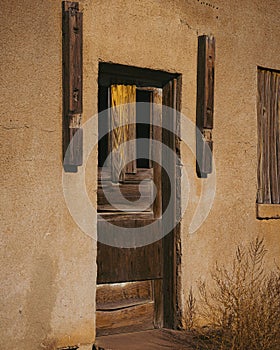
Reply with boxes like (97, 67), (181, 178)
(152, 89), (162, 218)
(257, 203), (280, 219)
(97, 180), (153, 212)
(196, 35), (215, 130)
(174, 75), (183, 329)
(96, 281), (153, 310)
(97, 220), (162, 283)
(62, 1), (83, 167)
(257, 68), (280, 204)
(96, 302), (154, 336)
(67, 127), (83, 166)
(98, 168), (154, 213)
(110, 85), (136, 182)
(98, 168), (153, 183)
(98, 212), (154, 221)
(97, 71), (181, 334)
(201, 131), (213, 174)
(196, 35), (215, 177)
(153, 279), (163, 328)
(162, 79), (177, 329)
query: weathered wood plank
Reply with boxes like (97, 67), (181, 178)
(201, 130), (213, 174)
(257, 68), (280, 205)
(257, 69), (264, 204)
(96, 281), (153, 310)
(66, 126), (83, 166)
(98, 212), (154, 221)
(62, 1), (83, 167)
(97, 220), (162, 283)
(196, 35), (215, 177)
(270, 72), (279, 203)
(162, 79), (177, 329)
(97, 180), (153, 212)
(174, 75), (183, 329)
(196, 35), (215, 130)
(277, 73), (280, 204)
(111, 85), (136, 182)
(152, 89), (162, 218)
(264, 71), (271, 203)
(96, 302), (154, 336)
(153, 279), (163, 328)
(98, 168), (153, 183)
(257, 203), (280, 219)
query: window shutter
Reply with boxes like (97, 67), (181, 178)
(110, 85), (136, 182)
(257, 68), (280, 204)
(62, 1), (83, 168)
(196, 35), (215, 177)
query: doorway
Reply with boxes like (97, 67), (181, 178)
(96, 63), (182, 336)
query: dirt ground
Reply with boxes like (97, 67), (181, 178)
(95, 329), (198, 350)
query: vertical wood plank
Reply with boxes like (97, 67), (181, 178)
(205, 37), (215, 129)
(270, 72), (278, 203)
(196, 36), (215, 130)
(152, 89), (162, 218)
(97, 219), (162, 283)
(62, 1), (83, 167)
(164, 77), (182, 329)
(264, 71), (271, 203)
(277, 73), (280, 204)
(174, 75), (183, 329)
(196, 35), (215, 177)
(257, 69), (264, 204)
(153, 279), (163, 328)
(257, 68), (280, 205)
(162, 79), (177, 329)
(110, 85), (136, 182)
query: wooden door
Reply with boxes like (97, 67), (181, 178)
(96, 72), (181, 336)
(96, 86), (163, 336)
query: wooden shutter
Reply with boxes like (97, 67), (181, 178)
(196, 35), (215, 177)
(257, 68), (280, 204)
(110, 85), (136, 182)
(62, 1), (83, 168)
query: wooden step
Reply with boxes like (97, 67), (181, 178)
(96, 281), (155, 336)
(96, 302), (154, 336)
(96, 281), (153, 310)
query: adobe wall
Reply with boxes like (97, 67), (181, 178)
(1, 0), (279, 348)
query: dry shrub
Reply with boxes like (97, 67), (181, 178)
(185, 286), (197, 331)
(186, 237), (280, 350)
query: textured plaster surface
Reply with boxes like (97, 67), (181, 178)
(1, 0), (280, 349)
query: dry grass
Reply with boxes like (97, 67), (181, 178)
(185, 237), (280, 350)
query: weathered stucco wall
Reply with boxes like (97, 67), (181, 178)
(1, 0), (279, 349)
(0, 1), (97, 349)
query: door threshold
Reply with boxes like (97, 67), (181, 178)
(95, 328), (196, 349)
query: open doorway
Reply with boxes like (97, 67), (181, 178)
(96, 63), (182, 336)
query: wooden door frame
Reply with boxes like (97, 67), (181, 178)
(162, 77), (182, 329)
(97, 62), (182, 329)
